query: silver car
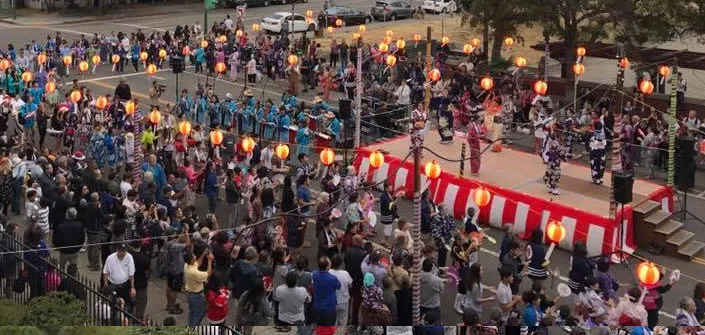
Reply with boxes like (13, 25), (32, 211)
(371, 0), (413, 21)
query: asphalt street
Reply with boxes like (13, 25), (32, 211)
(3, 2), (705, 327)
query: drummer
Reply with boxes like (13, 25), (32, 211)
(296, 118), (313, 158)
(312, 95), (330, 115)
(276, 105), (292, 142)
(322, 111), (341, 144)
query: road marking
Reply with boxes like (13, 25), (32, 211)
(112, 23), (166, 32)
(181, 70), (314, 104)
(44, 26), (94, 36)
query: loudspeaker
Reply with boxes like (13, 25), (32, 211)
(613, 172), (634, 204)
(339, 118), (355, 149)
(339, 98), (352, 120)
(676, 138), (696, 190)
(170, 56), (184, 74)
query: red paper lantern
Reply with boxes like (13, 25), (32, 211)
(658, 65), (671, 77)
(396, 39), (406, 49)
(0, 59), (9, 71)
(619, 57), (630, 68)
(306, 10), (313, 18)
(335, 19), (343, 27)
(92, 55), (101, 64)
(63, 55), (72, 66)
(139, 52), (148, 62)
(146, 64), (157, 75)
(480, 76), (494, 91)
(178, 121), (191, 135)
(424, 161), (441, 179)
(149, 109), (162, 124)
(427, 69), (441, 82)
(473, 187), (491, 207)
(359, 25), (366, 34)
(36, 53), (47, 65)
(470, 38), (481, 47)
(533, 80), (548, 96)
(276, 143), (290, 160)
(159, 49), (168, 59)
(515, 56), (527, 68)
(240, 136), (255, 152)
(546, 220), (566, 243)
(573, 63), (585, 76)
(700, 140), (705, 155)
(288, 54), (298, 66)
(639, 80), (654, 95)
(385, 55), (397, 67)
(637, 261), (660, 286)
(386, 30), (393, 37)
(95, 96), (108, 110)
(125, 100), (136, 115)
(201, 40), (209, 48)
(215, 62), (227, 74)
(236, 30), (244, 38)
(463, 44), (473, 55)
(182, 46), (191, 56)
(413, 34), (422, 43)
(212, 130), (225, 146)
(320, 148), (335, 166)
(379, 43), (389, 53)
(111, 54), (121, 64)
(252, 23), (261, 31)
(441, 36), (450, 45)
(78, 61), (89, 72)
(21, 71), (33, 83)
(45, 82), (56, 93)
(369, 151), (385, 168)
(70, 90), (82, 103)
(504, 37), (514, 46)
(576, 46), (587, 57)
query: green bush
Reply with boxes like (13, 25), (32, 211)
(0, 326), (45, 335)
(0, 299), (26, 326)
(21, 292), (87, 327)
(130, 327), (201, 335)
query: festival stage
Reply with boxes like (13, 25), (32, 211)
(353, 132), (674, 256)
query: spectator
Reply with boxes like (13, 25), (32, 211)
(694, 283), (705, 325)
(230, 246), (261, 299)
(165, 225), (190, 314)
(184, 249), (213, 326)
(329, 254), (353, 326)
(419, 258), (443, 322)
(130, 240), (151, 321)
(312, 256), (340, 326)
(359, 272), (392, 326)
(344, 234), (366, 324)
(676, 297), (701, 326)
(205, 275), (231, 327)
(360, 250), (387, 286)
(102, 244), (136, 314)
(274, 270), (310, 326)
(82, 192), (105, 271)
(53, 207), (84, 270)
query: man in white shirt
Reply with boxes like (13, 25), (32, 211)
(329, 254), (353, 326)
(393, 80), (411, 106)
(120, 174), (133, 199)
(274, 270), (311, 325)
(223, 15), (234, 30)
(102, 244), (136, 310)
(247, 57), (257, 84)
(496, 267), (520, 323)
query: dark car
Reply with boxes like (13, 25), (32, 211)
(324, 6), (373, 27)
(371, 1), (413, 21)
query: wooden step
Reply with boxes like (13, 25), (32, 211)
(654, 220), (684, 236)
(666, 229), (695, 246)
(678, 240), (705, 260)
(644, 210), (671, 226)
(633, 200), (661, 216)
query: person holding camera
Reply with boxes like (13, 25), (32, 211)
(184, 249), (213, 326)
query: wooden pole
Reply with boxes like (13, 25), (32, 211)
(667, 58), (678, 187)
(459, 142), (466, 179)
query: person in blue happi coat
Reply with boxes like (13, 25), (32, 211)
(220, 93), (236, 129)
(296, 119), (312, 158)
(193, 93), (207, 125)
(277, 106), (291, 143)
(311, 96), (330, 115)
(323, 111), (341, 143)
(264, 105), (277, 140)
(281, 90), (297, 109)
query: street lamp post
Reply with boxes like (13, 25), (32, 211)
(411, 25), (433, 324)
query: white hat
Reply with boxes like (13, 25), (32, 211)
(225, 93), (232, 99)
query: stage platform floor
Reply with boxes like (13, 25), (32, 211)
(364, 132), (663, 216)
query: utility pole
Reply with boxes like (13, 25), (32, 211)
(610, 47), (625, 227)
(204, 0), (208, 35)
(667, 58), (678, 187)
(354, 39), (362, 148)
(411, 25), (432, 324)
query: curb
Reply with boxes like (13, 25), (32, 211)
(0, 10), (180, 26)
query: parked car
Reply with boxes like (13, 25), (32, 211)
(371, 1), (413, 21)
(323, 6), (373, 27)
(225, 0), (307, 7)
(260, 12), (318, 34)
(421, 0), (457, 13)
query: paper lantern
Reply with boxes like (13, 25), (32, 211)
(480, 76), (494, 91)
(473, 187), (491, 207)
(211, 130), (225, 146)
(619, 57), (629, 68)
(218, 35), (227, 43)
(182, 46), (191, 56)
(288, 54), (298, 66)
(463, 44), (473, 55)
(385, 55), (397, 67)
(21, 71), (33, 83)
(424, 160), (441, 179)
(639, 80), (654, 95)
(78, 61), (89, 72)
(95, 96), (108, 110)
(146, 64), (157, 75)
(369, 151), (385, 168)
(45, 82), (56, 93)
(178, 120), (191, 135)
(427, 68), (441, 82)
(533, 80), (548, 96)
(359, 25), (366, 33)
(111, 54), (120, 64)
(240, 136), (255, 152)
(36, 53), (47, 65)
(515, 56), (527, 68)
(577, 46), (587, 57)
(441, 36), (449, 45)
(573, 63), (585, 76)
(546, 220), (566, 243)
(70, 90), (82, 103)
(658, 65), (671, 77)
(306, 10), (313, 18)
(252, 23), (260, 31)
(335, 19), (343, 27)
(470, 38), (481, 47)
(320, 148), (335, 166)
(63, 55), (72, 66)
(386, 30), (393, 37)
(92, 55), (101, 64)
(275, 143), (289, 160)
(0, 59), (9, 71)
(159, 49), (167, 59)
(353, 33), (361, 41)
(384, 36), (392, 45)
(504, 37), (514, 46)
(201, 40), (209, 48)
(215, 62), (227, 73)
(413, 34), (422, 43)
(637, 262), (660, 286)
(236, 30), (244, 38)
(139, 52), (148, 62)
(396, 39), (406, 50)
(125, 100), (136, 115)
(149, 109), (161, 124)
(379, 43), (389, 53)
(327, 26), (334, 34)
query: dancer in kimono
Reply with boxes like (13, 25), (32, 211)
(438, 103), (454, 144)
(466, 114), (484, 176)
(560, 108), (577, 159)
(589, 122), (607, 184)
(89, 125), (107, 168)
(642, 126), (661, 179)
(543, 134), (566, 195)
(620, 114), (634, 172)
(104, 129), (119, 169)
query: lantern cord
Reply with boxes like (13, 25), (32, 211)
(420, 138), (505, 163)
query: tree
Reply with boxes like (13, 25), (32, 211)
(460, 0), (534, 63)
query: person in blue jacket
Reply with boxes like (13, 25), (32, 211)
(311, 96), (329, 115)
(323, 111), (341, 143)
(526, 228), (548, 285)
(264, 106), (277, 140)
(295, 119), (312, 158)
(281, 90), (297, 109)
(255, 102), (266, 138)
(178, 89), (193, 119)
(568, 241), (595, 294)
(523, 290), (545, 327)
(220, 93), (237, 129)
(194, 46), (205, 73)
(28, 81), (44, 106)
(21, 95), (38, 142)
(193, 93), (207, 125)
(277, 107), (291, 143)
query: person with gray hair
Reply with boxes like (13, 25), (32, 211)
(54, 207), (85, 270)
(676, 296), (700, 326)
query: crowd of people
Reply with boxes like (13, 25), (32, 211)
(1, 7), (705, 334)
